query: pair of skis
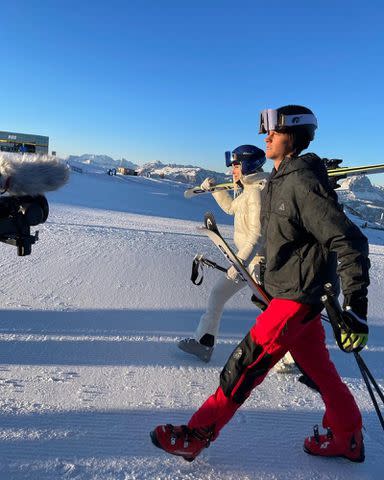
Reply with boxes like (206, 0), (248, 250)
(184, 162), (384, 198)
(200, 213), (383, 431)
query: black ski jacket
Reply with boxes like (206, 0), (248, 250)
(260, 153), (370, 305)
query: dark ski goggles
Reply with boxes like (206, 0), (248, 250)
(258, 109), (318, 134)
(225, 151), (241, 167)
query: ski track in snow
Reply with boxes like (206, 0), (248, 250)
(0, 172), (383, 479)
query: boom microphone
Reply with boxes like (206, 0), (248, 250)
(0, 152), (69, 195)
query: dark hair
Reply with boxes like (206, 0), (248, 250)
(277, 105), (316, 156)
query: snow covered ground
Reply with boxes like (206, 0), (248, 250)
(0, 170), (383, 479)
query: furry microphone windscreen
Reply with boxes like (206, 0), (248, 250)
(0, 153), (70, 196)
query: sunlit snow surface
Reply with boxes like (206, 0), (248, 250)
(0, 171), (383, 479)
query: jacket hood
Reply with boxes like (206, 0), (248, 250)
(241, 170), (269, 186)
(273, 153), (328, 183)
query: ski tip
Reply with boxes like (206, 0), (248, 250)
(204, 212), (218, 232)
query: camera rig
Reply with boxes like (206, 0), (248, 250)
(0, 195), (49, 256)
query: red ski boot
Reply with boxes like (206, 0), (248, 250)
(304, 425), (365, 463)
(150, 424), (213, 462)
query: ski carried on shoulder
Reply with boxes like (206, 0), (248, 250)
(184, 162), (384, 197)
(199, 212), (270, 305)
(184, 182), (233, 199)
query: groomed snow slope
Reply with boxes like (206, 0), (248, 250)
(0, 171), (383, 479)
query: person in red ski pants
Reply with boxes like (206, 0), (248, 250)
(151, 105), (370, 464)
(188, 299), (361, 438)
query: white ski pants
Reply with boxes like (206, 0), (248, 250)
(195, 275), (246, 343)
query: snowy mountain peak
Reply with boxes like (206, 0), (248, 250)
(340, 175), (373, 191)
(338, 175), (384, 225)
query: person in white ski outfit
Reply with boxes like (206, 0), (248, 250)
(179, 145), (298, 371)
(178, 146), (272, 361)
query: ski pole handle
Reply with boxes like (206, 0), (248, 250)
(194, 254), (227, 272)
(321, 283), (348, 351)
(200, 257), (227, 273)
(191, 255), (204, 285)
(191, 255), (228, 285)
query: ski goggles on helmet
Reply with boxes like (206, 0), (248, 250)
(258, 109), (318, 134)
(225, 150), (265, 176)
(225, 151), (241, 167)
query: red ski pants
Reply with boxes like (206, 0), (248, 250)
(188, 299), (362, 439)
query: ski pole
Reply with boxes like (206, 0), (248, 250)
(354, 353), (384, 404)
(354, 352), (384, 431)
(321, 283), (384, 431)
(191, 254), (227, 285)
(195, 255), (227, 273)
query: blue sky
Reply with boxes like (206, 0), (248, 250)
(0, 0), (384, 182)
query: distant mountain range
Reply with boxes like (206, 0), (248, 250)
(66, 154), (230, 185)
(66, 154), (384, 227)
(136, 161), (231, 185)
(66, 154), (138, 171)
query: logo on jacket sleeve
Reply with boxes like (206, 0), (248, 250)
(278, 202), (285, 211)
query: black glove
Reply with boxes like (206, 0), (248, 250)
(343, 294), (368, 319)
(340, 295), (369, 352)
